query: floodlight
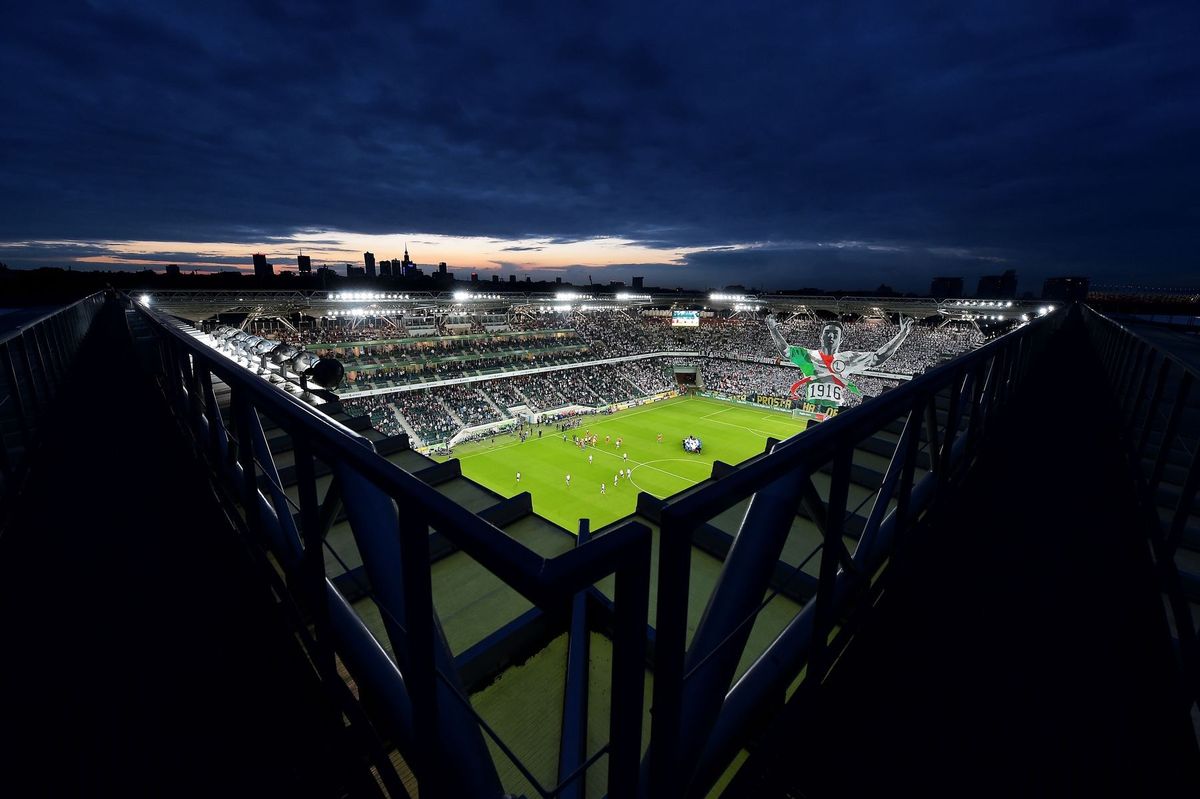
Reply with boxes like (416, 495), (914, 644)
(290, 352), (345, 390)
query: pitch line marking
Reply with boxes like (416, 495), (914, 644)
(627, 458), (706, 494)
(699, 415), (791, 438)
(590, 446), (701, 486)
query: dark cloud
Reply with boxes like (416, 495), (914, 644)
(1, 0), (1197, 290)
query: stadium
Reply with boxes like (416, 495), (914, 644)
(157, 289), (1031, 792)
(186, 291), (1010, 532)
(3, 285), (1197, 798)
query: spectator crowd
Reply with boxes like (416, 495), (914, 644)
(326, 312), (988, 444)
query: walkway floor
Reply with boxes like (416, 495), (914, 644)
(0, 305), (363, 796)
(740, 312), (1200, 796)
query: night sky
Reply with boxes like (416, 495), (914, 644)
(1, 1), (1197, 291)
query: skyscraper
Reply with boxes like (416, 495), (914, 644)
(364, 252), (376, 279)
(379, 260), (393, 278)
(400, 245), (415, 278)
(297, 254), (312, 274)
(253, 253), (273, 279)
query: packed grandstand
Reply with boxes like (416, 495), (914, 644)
(293, 310), (992, 447)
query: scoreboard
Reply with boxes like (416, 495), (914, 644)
(671, 310), (700, 328)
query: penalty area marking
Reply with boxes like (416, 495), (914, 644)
(626, 457), (707, 495)
(699, 414), (795, 439)
(756, 413), (810, 428)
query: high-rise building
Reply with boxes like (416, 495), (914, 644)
(379, 260), (393, 278)
(364, 252), (376, 279)
(297, 254), (312, 274)
(253, 253), (273, 280)
(509, 274), (517, 283)
(1042, 276), (1090, 302)
(346, 264), (366, 277)
(471, 272), (479, 283)
(438, 262), (448, 277)
(930, 276), (963, 297)
(977, 270), (1018, 299)
(165, 264), (181, 277)
(400, 245), (415, 278)
(632, 276), (644, 289)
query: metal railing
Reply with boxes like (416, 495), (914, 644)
(1082, 306), (1200, 716)
(120, 291), (1065, 797)
(0, 292), (106, 511)
(643, 308), (1063, 797)
(123, 296), (653, 798)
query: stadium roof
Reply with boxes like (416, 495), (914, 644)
(139, 289), (1045, 323)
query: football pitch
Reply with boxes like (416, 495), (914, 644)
(432, 396), (811, 531)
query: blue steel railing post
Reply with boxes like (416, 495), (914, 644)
(51, 314), (70, 382)
(1136, 359), (1170, 457)
(1, 342), (32, 451)
(939, 370), (966, 471)
(1149, 372), (1192, 494)
(924, 395), (942, 478)
(232, 391), (265, 536)
(893, 402), (925, 538)
(607, 525), (651, 799)
(558, 519), (591, 799)
(1109, 330), (1130, 392)
(29, 327), (52, 403)
(1115, 340), (1144, 411)
(395, 506), (445, 797)
(964, 360), (987, 459)
(47, 315), (69, 383)
(293, 437), (330, 624)
(809, 447), (851, 683)
(199, 367), (231, 468)
(184, 351), (207, 451)
(29, 326), (54, 394)
(645, 508), (692, 798)
(17, 336), (44, 415)
(1125, 349), (1156, 432)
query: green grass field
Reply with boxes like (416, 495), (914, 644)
(433, 395), (810, 531)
